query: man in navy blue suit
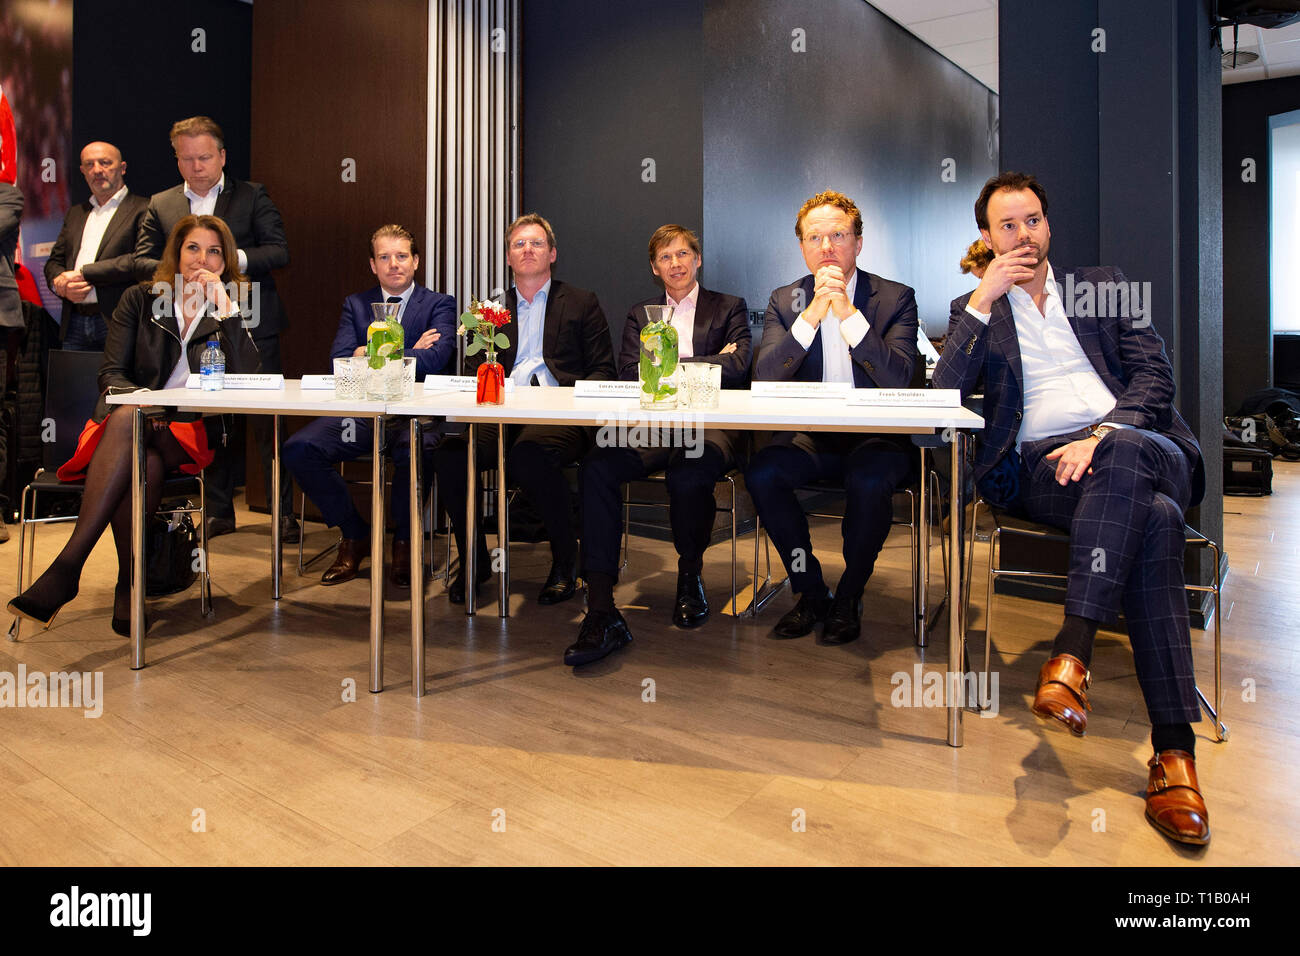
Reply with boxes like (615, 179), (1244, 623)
(745, 190), (918, 646)
(933, 172), (1211, 846)
(283, 224), (457, 587)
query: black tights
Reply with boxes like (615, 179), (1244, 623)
(18, 408), (191, 617)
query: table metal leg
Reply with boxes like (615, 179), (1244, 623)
(498, 424), (508, 617)
(947, 432), (965, 747)
(272, 413), (282, 601)
(917, 445), (929, 647)
(369, 414), (385, 693)
(466, 423), (477, 617)
(130, 407), (147, 670)
(410, 418), (425, 698)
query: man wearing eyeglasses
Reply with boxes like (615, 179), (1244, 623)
(746, 190), (918, 645)
(134, 115), (296, 542)
(45, 142), (149, 351)
(434, 212), (615, 607)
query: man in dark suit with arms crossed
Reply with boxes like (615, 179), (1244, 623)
(45, 141), (148, 350)
(933, 171), (1211, 846)
(135, 115), (295, 540)
(746, 190), (918, 646)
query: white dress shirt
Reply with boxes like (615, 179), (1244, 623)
(965, 264), (1124, 447)
(71, 185), (129, 304)
(511, 280), (558, 387)
(164, 299), (212, 390)
(791, 271), (869, 384)
(666, 283), (698, 359)
(185, 173), (248, 273)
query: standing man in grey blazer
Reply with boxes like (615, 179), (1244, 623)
(135, 115), (296, 540)
(44, 142), (148, 351)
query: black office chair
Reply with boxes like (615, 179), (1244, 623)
(11, 350), (211, 638)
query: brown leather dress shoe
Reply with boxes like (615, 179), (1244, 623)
(390, 539), (411, 589)
(322, 537), (369, 585)
(1145, 750), (1211, 846)
(1031, 653), (1091, 736)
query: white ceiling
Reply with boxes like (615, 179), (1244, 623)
(867, 0), (1300, 92)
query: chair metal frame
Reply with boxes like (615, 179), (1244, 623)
(967, 497), (1227, 742)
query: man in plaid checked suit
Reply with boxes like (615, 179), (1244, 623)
(934, 172), (1211, 847)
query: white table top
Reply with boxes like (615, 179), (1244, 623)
(391, 384), (984, 433)
(106, 381), (984, 433)
(105, 380), (388, 416)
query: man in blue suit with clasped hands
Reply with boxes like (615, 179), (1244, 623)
(283, 224), (457, 588)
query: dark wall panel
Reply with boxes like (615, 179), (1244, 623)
(72, 0), (252, 202)
(702, 0), (997, 334)
(1222, 75), (1300, 412)
(250, 0), (427, 380)
(522, 0), (704, 335)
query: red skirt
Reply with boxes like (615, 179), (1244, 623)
(56, 417), (213, 482)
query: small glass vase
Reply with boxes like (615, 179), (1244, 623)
(638, 304), (678, 410)
(476, 349), (505, 405)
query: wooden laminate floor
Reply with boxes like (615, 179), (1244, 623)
(1, 464), (1297, 866)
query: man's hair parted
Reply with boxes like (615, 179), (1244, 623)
(647, 224), (701, 267)
(974, 171), (1049, 231)
(506, 212), (557, 251)
(370, 223), (419, 259)
(795, 190), (863, 239)
(169, 116), (225, 150)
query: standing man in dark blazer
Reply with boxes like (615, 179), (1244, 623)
(933, 172), (1210, 846)
(135, 115), (295, 541)
(44, 142), (148, 351)
(567, 225), (750, 666)
(0, 181), (20, 332)
(745, 190), (918, 645)
(284, 224), (456, 588)
(434, 212), (615, 606)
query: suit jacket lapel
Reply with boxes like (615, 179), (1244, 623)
(691, 287), (715, 356)
(213, 178), (234, 220)
(1058, 271), (1113, 387)
(541, 280), (562, 375)
(93, 199), (130, 258)
(799, 275), (823, 381)
(989, 295), (1024, 398)
(501, 288), (520, 375)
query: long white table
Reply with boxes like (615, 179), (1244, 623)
(389, 385), (984, 746)
(106, 382), (390, 691)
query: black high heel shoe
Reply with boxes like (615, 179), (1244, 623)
(7, 592), (71, 629)
(111, 586), (148, 637)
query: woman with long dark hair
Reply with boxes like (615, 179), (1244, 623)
(8, 214), (260, 634)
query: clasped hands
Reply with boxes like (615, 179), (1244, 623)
(53, 270), (93, 303)
(801, 265), (857, 328)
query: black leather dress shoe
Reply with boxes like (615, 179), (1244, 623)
(773, 589), (832, 639)
(672, 570), (709, 628)
(279, 515), (301, 544)
(207, 517), (236, 539)
(538, 560), (578, 605)
(822, 593), (863, 645)
(390, 540), (412, 589)
(564, 609), (633, 666)
(322, 538), (369, 585)
(447, 564), (491, 605)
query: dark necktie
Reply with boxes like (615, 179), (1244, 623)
(387, 296), (401, 304)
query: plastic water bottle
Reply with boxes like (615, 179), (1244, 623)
(200, 337), (225, 391)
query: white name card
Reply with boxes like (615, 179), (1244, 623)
(749, 381), (853, 399)
(184, 373), (284, 390)
(573, 380), (642, 398)
(847, 388), (961, 408)
(300, 375), (334, 390)
(420, 375), (516, 394)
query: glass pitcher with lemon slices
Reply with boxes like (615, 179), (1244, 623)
(365, 300), (405, 399)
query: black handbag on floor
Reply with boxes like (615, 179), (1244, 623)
(146, 509), (199, 596)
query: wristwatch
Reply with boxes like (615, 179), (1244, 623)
(1091, 424), (1115, 440)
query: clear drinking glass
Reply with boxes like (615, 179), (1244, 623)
(333, 356), (365, 400)
(683, 362), (722, 409)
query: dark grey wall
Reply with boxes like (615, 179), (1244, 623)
(521, 0), (996, 341)
(522, 0), (704, 334)
(71, 0), (252, 203)
(1000, 0), (1224, 590)
(1223, 75), (1300, 411)
(702, 0), (997, 334)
